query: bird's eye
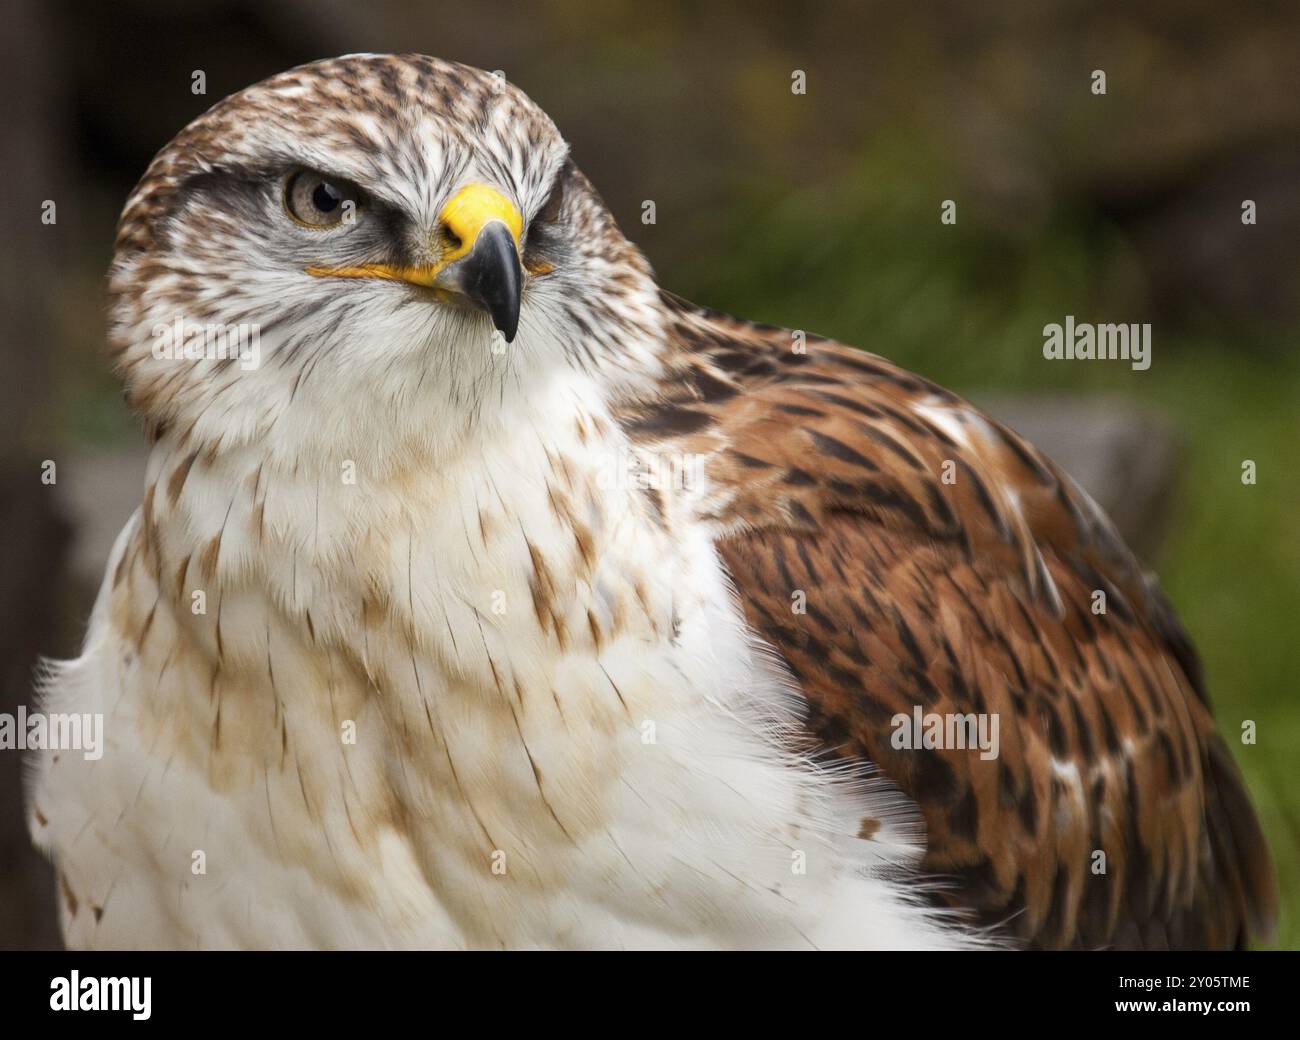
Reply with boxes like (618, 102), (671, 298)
(523, 165), (569, 276)
(533, 167), (568, 227)
(284, 170), (364, 228)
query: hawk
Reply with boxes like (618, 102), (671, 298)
(29, 54), (1275, 950)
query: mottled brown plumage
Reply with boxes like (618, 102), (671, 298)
(624, 291), (1277, 949)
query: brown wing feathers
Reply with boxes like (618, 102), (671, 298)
(624, 291), (1276, 949)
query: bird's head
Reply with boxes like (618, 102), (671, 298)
(108, 53), (665, 471)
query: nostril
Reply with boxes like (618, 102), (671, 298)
(440, 225), (463, 252)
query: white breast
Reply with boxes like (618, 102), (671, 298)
(28, 369), (979, 949)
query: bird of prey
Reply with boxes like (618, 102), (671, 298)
(29, 53), (1275, 950)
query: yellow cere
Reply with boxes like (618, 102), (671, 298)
(437, 182), (523, 259)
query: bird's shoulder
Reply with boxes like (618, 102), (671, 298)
(618, 290), (1277, 949)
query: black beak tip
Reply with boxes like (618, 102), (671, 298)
(494, 303), (519, 343)
(464, 221), (522, 346)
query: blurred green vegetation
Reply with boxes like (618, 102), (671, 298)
(674, 140), (1300, 948)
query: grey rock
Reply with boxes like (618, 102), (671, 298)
(974, 394), (1184, 563)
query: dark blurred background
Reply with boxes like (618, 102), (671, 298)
(2, 0), (1297, 948)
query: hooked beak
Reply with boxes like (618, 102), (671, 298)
(450, 220), (521, 342)
(305, 182), (524, 342)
